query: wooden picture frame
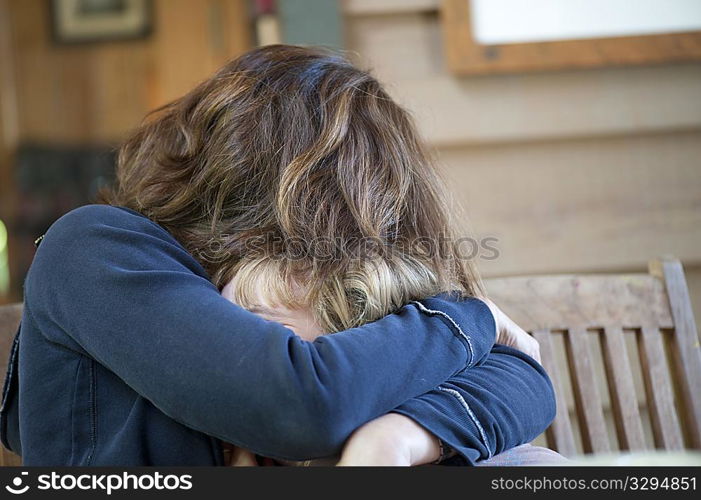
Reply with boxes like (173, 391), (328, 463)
(441, 0), (701, 75)
(50, 0), (153, 44)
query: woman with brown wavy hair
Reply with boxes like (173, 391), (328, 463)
(2, 45), (554, 466)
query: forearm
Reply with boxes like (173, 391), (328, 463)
(392, 345), (556, 465)
(410, 294), (496, 368)
(338, 413), (441, 466)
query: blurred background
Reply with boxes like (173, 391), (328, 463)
(0, 0), (700, 329)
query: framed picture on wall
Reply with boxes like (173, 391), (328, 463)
(442, 0), (701, 75)
(50, 0), (153, 44)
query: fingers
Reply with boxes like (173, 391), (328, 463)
(486, 298), (542, 364)
(478, 297), (500, 341)
(526, 336), (542, 363)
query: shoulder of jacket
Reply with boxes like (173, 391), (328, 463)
(42, 204), (168, 241)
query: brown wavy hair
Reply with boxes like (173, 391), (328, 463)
(103, 44), (483, 331)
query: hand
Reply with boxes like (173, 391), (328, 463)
(482, 298), (541, 363)
(337, 413), (440, 466)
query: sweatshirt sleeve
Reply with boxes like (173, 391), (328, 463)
(23, 204), (496, 461)
(393, 344), (557, 465)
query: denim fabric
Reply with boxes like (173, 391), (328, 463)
(0, 204), (555, 465)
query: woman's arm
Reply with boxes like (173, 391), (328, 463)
(340, 345), (556, 466)
(24, 205), (496, 461)
(392, 345), (556, 465)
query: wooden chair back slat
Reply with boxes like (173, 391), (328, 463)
(532, 328), (577, 456)
(653, 259), (701, 448)
(600, 326), (647, 451)
(565, 327), (610, 454)
(638, 326), (685, 450)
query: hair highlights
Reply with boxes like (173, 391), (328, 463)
(103, 44), (483, 332)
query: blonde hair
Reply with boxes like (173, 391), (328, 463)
(228, 252), (462, 333)
(103, 44), (483, 332)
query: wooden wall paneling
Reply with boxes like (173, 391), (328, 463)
(438, 131), (701, 277)
(152, 0), (252, 107)
(7, 0), (252, 143)
(0, 0), (17, 184)
(0, 0), (20, 304)
(219, 0), (253, 65)
(8, 0), (155, 143)
(90, 43), (157, 141)
(153, 0), (218, 105)
(347, 12), (701, 147)
(11, 0), (92, 142)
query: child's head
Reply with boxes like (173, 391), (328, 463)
(221, 263), (324, 341)
(106, 44), (482, 331)
(220, 252), (458, 337)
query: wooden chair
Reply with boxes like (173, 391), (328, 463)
(485, 257), (701, 457)
(1, 257), (699, 463)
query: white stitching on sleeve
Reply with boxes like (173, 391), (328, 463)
(438, 386), (492, 459)
(410, 300), (475, 366)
